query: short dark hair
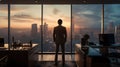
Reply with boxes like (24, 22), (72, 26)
(58, 19), (62, 25)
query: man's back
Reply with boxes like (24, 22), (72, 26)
(53, 19), (67, 66)
(53, 25), (67, 44)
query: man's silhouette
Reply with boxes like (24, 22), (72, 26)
(53, 19), (67, 66)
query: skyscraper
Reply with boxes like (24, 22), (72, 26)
(31, 23), (38, 37)
(43, 22), (48, 40)
(116, 24), (120, 43)
(107, 22), (115, 34)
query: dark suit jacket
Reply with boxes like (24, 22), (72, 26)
(53, 25), (67, 44)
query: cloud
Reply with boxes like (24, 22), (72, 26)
(59, 14), (70, 22)
(0, 16), (8, 23)
(72, 13), (101, 28)
(77, 10), (94, 15)
(0, 5), (8, 13)
(11, 18), (32, 23)
(11, 14), (40, 23)
(72, 14), (88, 25)
(0, 16), (7, 19)
(111, 14), (120, 18)
(13, 14), (32, 18)
(76, 11), (101, 22)
(72, 5), (102, 28)
(53, 8), (60, 15)
(104, 4), (120, 26)
(0, 5), (8, 10)
(11, 5), (29, 12)
(0, 14), (40, 23)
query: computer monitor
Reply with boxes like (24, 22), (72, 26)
(99, 34), (115, 46)
(0, 38), (4, 47)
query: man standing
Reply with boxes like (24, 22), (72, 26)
(53, 19), (67, 66)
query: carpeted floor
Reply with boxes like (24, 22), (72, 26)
(35, 61), (77, 67)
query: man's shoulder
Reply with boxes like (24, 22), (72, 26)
(61, 26), (66, 29)
(54, 26), (58, 29)
(54, 26), (66, 29)
(62, 26), (66, 28)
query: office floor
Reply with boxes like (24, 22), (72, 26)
(36, 61), (77, 67)
(36, 54), (120, 67)
(35, 54), (77, 67)
(38, 54), (74, 61)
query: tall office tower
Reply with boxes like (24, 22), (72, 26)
(39, 25), (43, 36)
(116, 24), (120, 43)
(43, 22), (48, 40)
(31, 24), (38, 37)
(44, 22), (48, 33)
(107, 22), (115, 34)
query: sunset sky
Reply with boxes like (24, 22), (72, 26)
(0, 4), (120, 29)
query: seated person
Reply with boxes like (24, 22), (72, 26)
(81, 34), (90, 46)
(81, 34), (96, 47)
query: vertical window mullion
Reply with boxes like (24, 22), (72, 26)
(41, 4), (43, 54)
(101, 4), (104, 34)
(71, 4), (72, 54)
(8, 3), (10, 50)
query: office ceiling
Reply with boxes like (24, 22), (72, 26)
(0, 0), (120, 4)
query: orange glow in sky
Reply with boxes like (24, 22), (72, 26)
(0, 5), (71, 29)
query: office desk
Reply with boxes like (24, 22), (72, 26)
(0, 44), (40, 67)
(89, 44), (120, 56)
(89, 43), (120, 49)
(75, 44), (111, 67)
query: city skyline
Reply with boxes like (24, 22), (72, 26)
(0, 4), (120, 46)
(0, 20), (120, 52)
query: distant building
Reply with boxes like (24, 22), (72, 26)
(39, 25), (43, 36)
(107, 22), (115, 34)
(43, 22), (48, 34)
(39, 22), (48, 41)
(31, 23), (38, 37)
(43, 22), (48, 41)
(115, 24), (120, 43)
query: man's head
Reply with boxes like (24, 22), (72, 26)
(58, 19), (62, 25)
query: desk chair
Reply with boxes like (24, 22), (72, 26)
(109, 52), (120, 64)
(0, 55), (8, 67)
(0, 38), (4, 47)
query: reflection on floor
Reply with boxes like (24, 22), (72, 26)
(36, 54), (77, 67)
(36, 54), (120, 67)
(36, 61), (77, 67)
(38, 54), (74, 61)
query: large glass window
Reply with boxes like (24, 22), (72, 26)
(43, 5), (71, 53)
(2, 3), (116, 53)
(10, 5), (41, 49)
(72, 4), (102, 52)
(104, 4), (120, 43)
(0, 4), (8, 48)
